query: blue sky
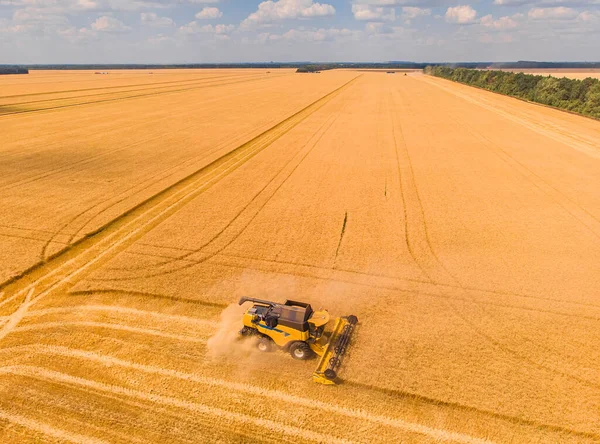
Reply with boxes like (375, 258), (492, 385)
(0, 0), (599, 63)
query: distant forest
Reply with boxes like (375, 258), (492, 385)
(2, 61), (600, 74)
(4, 61), (600, 73)
(425, 66), (600, 120)
(0, 67), (29, 75)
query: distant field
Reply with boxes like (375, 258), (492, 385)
(1, 69), (600, 443)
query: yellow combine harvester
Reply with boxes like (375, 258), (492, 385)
(238, 297), (358, 384)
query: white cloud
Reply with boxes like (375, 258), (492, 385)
(5, 0), (172, 11)
(528, 6), (578, 19)
(578, 10), (600, 22)
(445, 5), (477, 24)
(179, 20), (234, 35)
(493, 0), (530, 5)
(401, 6), (431, 21)
(364, 21), (395, 33)
(195, 6), (222, 19)
(265, 26), (358, 42)
(352, 5), (396, 21)
(494, 0), (600, 6)
(91, 15), (130, 32)
(352, 0), (443, 5)
(480, 14), (519, 29)
(141, 12), (174, 27)
(241, 0), (335, 29)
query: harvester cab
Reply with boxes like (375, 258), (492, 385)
(238, 297), (358, 384)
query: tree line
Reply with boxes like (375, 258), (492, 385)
(425, 66), (600, 120)
(0, 67), (28, 75)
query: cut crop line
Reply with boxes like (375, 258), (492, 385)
(0, 407), (108, 444)
(101, 92), (349, 279)
(0, 75), (360, 340)
(420, 76), (600, 159)
(0, 73), (289, 117)
(0, 72), (257, 100)
(0, 346), (494, 444)
(446, 112), (600, 241)
(68, 289), (228, 309)
(203, 256), (600, 321)
(389, 93), (435, 284)
(12, 322), (206, 343)
(51, 102), (287, 257)
(26, 305), (216, 326)
(0, 72), (266, 107)
(0, 366), (352, 444)
(393, 84), (600, 391)
(36, 107), (269, 261)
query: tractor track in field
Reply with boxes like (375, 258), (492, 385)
(0, 72), (265, 103)
(392, 83), (600, 392)
(38, 89), (307, 261)
(0, 74), (293, 202)
(445, 106), (600, 241)
(99, 103), (345, 280)
(68, 289), (228, 309)
(36, 102), (282, 261)
(416, 76), (600, 240)
(0, 77), (273, 159)
(419, 75), (600, 159)
(0, 73), (291, 117)
(345, 380), (600, 442)
(0, 75), (360, 338)
(0, 366), (353, 444)
(169, 252), (598, 322)
(0, 408), (109, 444)
(0, 344), (495, 444)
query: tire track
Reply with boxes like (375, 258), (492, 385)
(0, 366), (353, 444)
(0, 72), (267, 106)
(36, 105), (269, 261)
(0, 76), (274, 160)
(419, 75), (600, 159)
(0, 73), (291, 117)
(0, 347), (495, 444)
(11, 322), (207, 343)
(0, 76), (359, 338)
(0, 407), (108, 444)
(26, 305), (216, 327)
(42, 103), (290, 260)
(0, 71), (285, 183)
(392, 80), (600, 391)
(68, 289), (228, 309)
(445, 111), (600, 241)
(100, 94), (347, 279)
(184, 253), (600, 322)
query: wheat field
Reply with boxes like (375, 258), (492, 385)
(0, 69), (599, 443)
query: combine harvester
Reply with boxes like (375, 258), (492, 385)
(238, 297), (358, 384)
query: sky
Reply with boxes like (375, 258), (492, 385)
(0, 0), (599, 63)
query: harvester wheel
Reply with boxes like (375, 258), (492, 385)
(289, 342), (312, 360)
(256, 337), (273, 353)
(324, 369), (337, 380)
(347, 315), (358, 325)
(239, 327), (253, 337)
